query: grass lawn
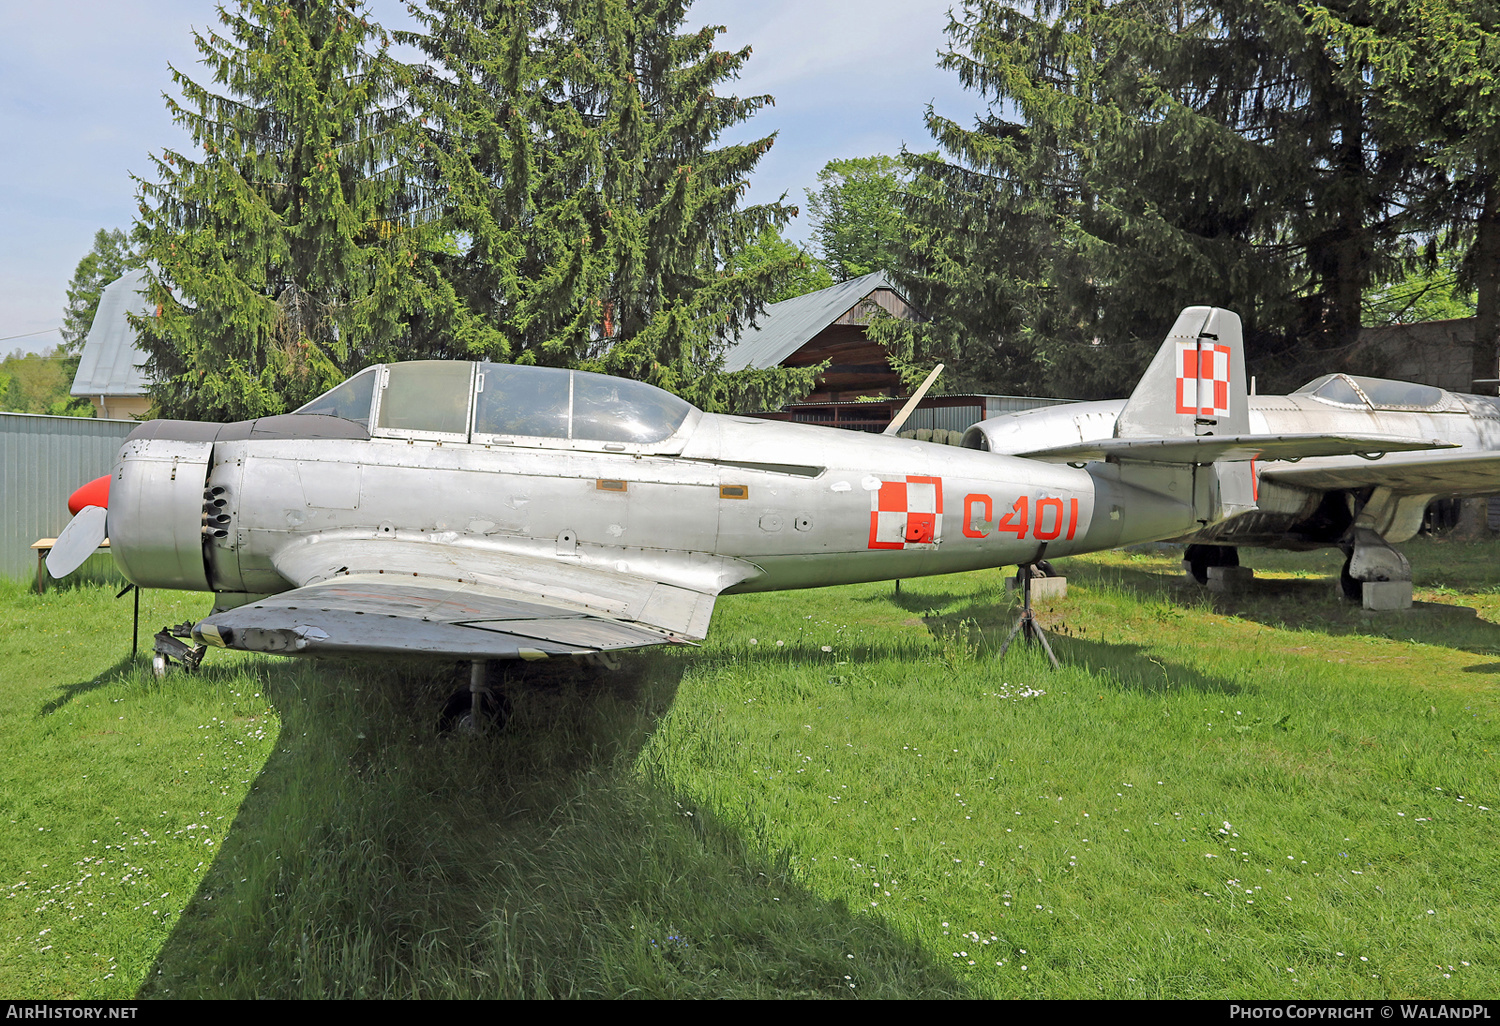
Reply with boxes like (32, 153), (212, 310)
(1, 538), (1496, 998)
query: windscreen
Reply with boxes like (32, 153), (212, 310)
(293, 366), (378, 425)
(571, 370), (693, 443)
(1294, 374), (1367, 407)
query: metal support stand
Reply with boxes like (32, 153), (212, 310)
(116, 583), (141, 660)
(999, 563), (1060, 668)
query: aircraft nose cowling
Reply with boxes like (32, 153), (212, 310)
(108, 438), (214, 591)
(68, 475), (111, 515)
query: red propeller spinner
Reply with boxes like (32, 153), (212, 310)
(67, 475), (111, 515)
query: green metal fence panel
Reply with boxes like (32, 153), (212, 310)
(1, 413), (136, 581)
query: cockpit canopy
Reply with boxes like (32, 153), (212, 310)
(1293, 373), (1454, 412)
(295, 361), (697, 447)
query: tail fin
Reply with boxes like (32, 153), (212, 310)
(1114, 307), (1254, 522)
(1012, 306), (1450, 527)
(1115, 307), (1247, 439)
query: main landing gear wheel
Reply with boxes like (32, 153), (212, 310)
(1014, 560), (1057, 587)
(1344, 558), (1368, 606)
(1339, 553), (1363, 602)
(438, 659), (512, 735)
(438, 686), (512, 735)
(1338, 528), (1412, 603)
(1184, 544), (1238, 586)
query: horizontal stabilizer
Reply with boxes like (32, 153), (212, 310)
(1016, 433), (1456, 465)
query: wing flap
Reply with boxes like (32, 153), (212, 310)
(460, 617), (669, 649)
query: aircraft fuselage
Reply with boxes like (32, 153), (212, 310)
(964, 378), (1500, 549)
(111, 410), (1217, 606)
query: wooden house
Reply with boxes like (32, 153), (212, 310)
(721, 270), (916, 403)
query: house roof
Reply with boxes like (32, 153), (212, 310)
(721, 270), (905, 372)
(70, 268), (152, 397)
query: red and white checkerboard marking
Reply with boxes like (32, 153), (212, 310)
(1175, 341), (1231, 416)
(869, 475), (943, 550)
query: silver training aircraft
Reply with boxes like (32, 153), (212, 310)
(964, 321), (1500, 597)
(47, 308), (1450, 689)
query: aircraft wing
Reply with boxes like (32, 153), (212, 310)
(1258, 448), (1500, 497)
(193, 537), (755, 660)
(1015, 433), (1452, 465)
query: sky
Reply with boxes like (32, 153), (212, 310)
(0, 0), (986, 355)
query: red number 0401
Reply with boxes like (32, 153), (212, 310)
(962, 495), (1079, 541)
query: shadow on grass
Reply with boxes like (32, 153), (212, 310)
(1046, 635), (1248, 695)
(37, 656), (145, 717)
(876, 584), (987, 615)
(804, 581), (1247, 698)
(37, 651), (277, 718)
(944, 606), (1247, 697)
(1060, 561), (1500, 659)
(139, 649), (967, 998)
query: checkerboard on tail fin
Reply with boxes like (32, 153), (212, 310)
(1115, 307), (1249, 439)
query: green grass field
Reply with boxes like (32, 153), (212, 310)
(1, 539), (1496, 998)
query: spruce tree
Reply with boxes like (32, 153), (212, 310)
(134, 0), (441, 422)
(884, 0), (1430, 398)
(402, 0), (818, 412)
(1307, 0), (1500, 393)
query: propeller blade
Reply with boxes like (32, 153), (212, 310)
(46, 505), (108, 579)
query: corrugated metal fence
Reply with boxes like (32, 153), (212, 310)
(1, 413), (135, 581)
(904, 396), (1075, 436)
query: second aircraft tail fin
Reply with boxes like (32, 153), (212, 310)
(1115, 307), (1249, 440)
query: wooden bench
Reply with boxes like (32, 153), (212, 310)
(30, 538), (110, 594)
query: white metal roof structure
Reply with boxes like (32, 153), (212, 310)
(70, 268), (152, 398)
(721, 270), (903, 371)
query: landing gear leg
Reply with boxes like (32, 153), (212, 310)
(151, 622), (206, 677)
(999, 563), (1060, 669)
(467, 659), (490, 733)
